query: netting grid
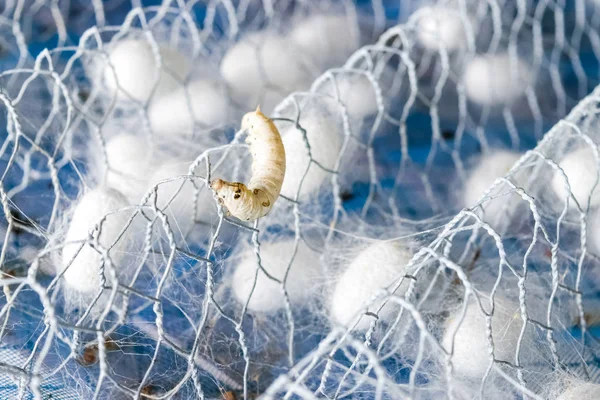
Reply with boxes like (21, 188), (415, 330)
(3, 0), (600, 399)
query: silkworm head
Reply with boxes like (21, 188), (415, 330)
(210, 178), (225, 192)
(211, 179), (244, 204)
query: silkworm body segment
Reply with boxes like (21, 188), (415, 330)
(211, 107), (286, 221)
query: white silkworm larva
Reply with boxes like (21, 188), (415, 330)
(210, 106), (286, 221)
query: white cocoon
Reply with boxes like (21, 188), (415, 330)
(101, 39), (190, 103)
(320, 73), (381, 119)
(462, 150), (522, 225)
(329, 241), (413, 331)
(288, 14), (360, 70)
(60, 187), (130, 294)
(551, 147), (600, 210)
(147, 161), (215, 237)
(220, 32), (312, 112)
(416, 6), (469, 53)
(148, 80), (229, 135)
(104, 134), (150, 201)
(463, 53), (532, 106)
(443, 296), (523, 379)
(557, 383), (600, 400)
(278, 113), (343, 199)
(231, 239), (321, 313)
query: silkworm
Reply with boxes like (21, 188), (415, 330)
(211, 106), (286, 221)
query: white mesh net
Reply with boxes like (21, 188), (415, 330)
(3, 0), (600, 399)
